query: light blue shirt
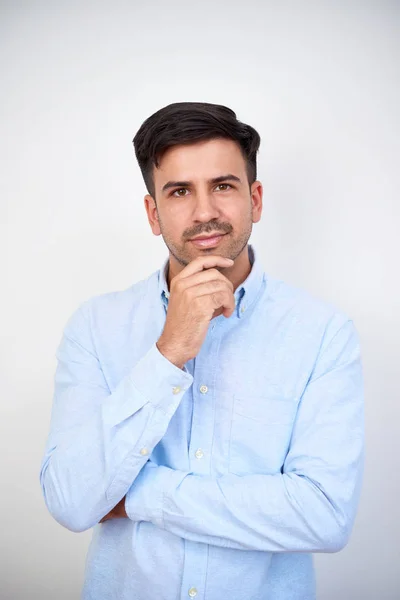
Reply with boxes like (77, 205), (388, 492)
(40, 244), (364, 600)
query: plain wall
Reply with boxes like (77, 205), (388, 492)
(2, 1), (399, 598)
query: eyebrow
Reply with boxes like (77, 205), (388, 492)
(161, 173), (242, 194)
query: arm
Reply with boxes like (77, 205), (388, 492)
(39, 300), (193, 533)
(125, 319), (364, 553)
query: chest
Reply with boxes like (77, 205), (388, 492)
(97, 299), (321, 477)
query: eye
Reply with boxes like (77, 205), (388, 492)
(171, 188), (189, 197)
(215, 183), (232, 191)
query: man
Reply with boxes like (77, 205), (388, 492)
(40, 102), (364, 600)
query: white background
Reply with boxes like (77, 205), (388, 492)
(2, 1), (399, 598)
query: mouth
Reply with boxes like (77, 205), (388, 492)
(189, 233), (227, 248)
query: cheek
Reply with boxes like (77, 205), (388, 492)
(166, 207), (190, 229)
(228, 207), (250, 226)
(159, 214), (185, 240)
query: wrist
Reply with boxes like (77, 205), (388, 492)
(156, 339), (185, 370)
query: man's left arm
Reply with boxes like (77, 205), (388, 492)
(120, 319), (364, 553)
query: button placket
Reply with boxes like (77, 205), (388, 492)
(188, 390), (212, 474)
(180, 336), (217, 600)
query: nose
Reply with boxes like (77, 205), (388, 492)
(191, 189), (220, 223)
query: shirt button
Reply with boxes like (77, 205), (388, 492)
(139, 447), (149, 456)
(195, 448), (204, 459)
(199, 385), (208, 394)
(241, 305), (245, 313)
(188, 588), (198, 598)
(172, 386), (181, 394)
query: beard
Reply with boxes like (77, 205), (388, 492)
(156, 199), (254, 267)
(161, 226), (252, 268)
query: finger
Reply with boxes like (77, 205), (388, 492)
(176, 255), (234, 281)
(174, 268), (234, 293)
(222, 296), (236, 317)
(185, 280), (235, 302)
(208, 289), (236, 315)
(221, 291), (236, 316)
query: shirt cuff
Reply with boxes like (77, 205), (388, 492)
(129, 342), (193, 414)
(104, 342), (193, 427)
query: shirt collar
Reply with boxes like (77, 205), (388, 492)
(158, 244), (265, 319)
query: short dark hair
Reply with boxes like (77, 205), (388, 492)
(133, 102), (261, 199)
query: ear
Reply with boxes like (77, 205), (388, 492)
(144, 194), (162, 236)
(250, 181), (263, 224)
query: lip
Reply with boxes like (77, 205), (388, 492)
(189, 233), (227, 248)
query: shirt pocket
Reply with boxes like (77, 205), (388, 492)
(228, 395), (298, 476)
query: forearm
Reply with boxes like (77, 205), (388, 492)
(40, 334), (192, 533)
(126, 320), (364, 552)
(125, 457), (362, 552)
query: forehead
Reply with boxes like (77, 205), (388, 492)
(154, 138), (246, 182)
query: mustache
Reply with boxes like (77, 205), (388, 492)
(185, 223), (232, 239)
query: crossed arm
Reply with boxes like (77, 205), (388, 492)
(101, 321), (364, 552)
(40, 300), (364, 552)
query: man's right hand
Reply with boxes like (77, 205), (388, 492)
(156, 255), (235, 369)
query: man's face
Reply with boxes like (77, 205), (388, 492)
(144, 138), (263, 267)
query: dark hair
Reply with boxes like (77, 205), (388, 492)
(132, 102), (261, 200)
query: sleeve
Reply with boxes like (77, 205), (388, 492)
(39, 300), (193, 533)
(125, 319), (364, 553)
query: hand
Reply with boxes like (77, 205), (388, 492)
(99, 495), (128, 523)
(157, 255), (235, 368)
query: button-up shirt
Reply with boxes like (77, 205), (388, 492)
(40, 244), (364, 600)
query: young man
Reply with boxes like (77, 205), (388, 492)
(40, 102), (364, 600)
